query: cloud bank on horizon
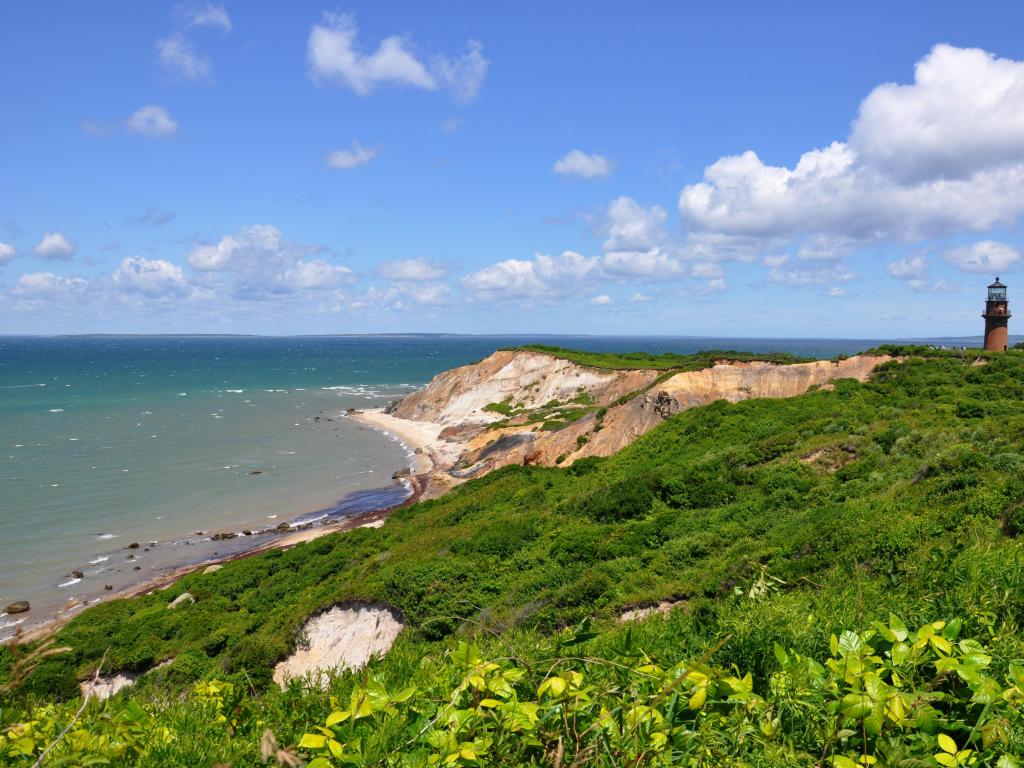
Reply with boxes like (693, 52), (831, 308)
(2, 4), (1024, 335)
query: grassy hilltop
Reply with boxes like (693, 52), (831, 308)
(3, 345), (1024, 765)
(511, 343), (810, 370)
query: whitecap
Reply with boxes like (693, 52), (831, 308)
(49, 408), (64, 413)
(69, 437), (79, 441)
(177, 393), (187, 397)
(13, 444), (23, 448)
(96, 533), (117, 540)
(88, 556), (109, 564)
(59, 577), (82, 588)
(224, 389), (244, 394)
(1, 618), (26, 630)
(141, 411), (153, 416)
(267, 514), (278, 519)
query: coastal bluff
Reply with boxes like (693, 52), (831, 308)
(365, 348), (893, 492)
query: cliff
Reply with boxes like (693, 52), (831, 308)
(473, 355), (889, 470)
(387, 349), (659, 425)
(378, 349), (893, 487)
(372, 350), (892, 493)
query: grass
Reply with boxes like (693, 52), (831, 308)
(5, 347), (1024, 764)
(511, 344), (812, 370)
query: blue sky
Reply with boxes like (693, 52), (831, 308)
(2, 1), (1024, 336)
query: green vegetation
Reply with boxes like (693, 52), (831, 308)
(512, 344), (811, 370)
(6, 348), (1024, 765)
(482, 399), (516, 416)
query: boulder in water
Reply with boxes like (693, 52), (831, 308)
(5, 601), (29, 614)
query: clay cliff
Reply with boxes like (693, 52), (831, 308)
(381, 349), (893, 488)
(387, 349), (659, 425)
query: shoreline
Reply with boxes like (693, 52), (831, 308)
(347, 408), (464, 497)
(7, 409), (436, 646)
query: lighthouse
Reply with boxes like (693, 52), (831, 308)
(982, 277), (1010, 351)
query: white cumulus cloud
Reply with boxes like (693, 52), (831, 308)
(461, 251), (600, 301)
(33, 232), (75, 261)
(887, 254), (928, 280)
(679, 45), (1024, 244)
(851, 45), (1024, 183)
(591, 294), (612, 305)
(126, 105), (178, 138)
(942, 240), (1020, 273)
(186, 225), (353, 299)
(0, 242), (15, 264)
(554, 150), (612, 179)
(307, 13), (489, 101)
(377, 258), (449, 281)
(326, 142), (378, 170)
(11, 272), (88, 300)
(112, 256), (191, 298)
(603, 197), (666, 251)
(601, 249), (684, 278)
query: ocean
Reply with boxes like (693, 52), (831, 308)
(0, 334), (985, 637)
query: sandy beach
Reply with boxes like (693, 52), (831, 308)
(347, 408), (463, 481)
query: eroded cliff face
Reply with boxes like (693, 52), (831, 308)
(388, 350), (659, 425)
(386, 350), (893, 485)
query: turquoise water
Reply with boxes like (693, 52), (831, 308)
(0, 334), (965, 635)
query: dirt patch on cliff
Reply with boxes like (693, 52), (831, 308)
(273, 603), (404, 688)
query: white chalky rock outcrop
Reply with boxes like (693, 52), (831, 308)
(273, 604), (403, 689)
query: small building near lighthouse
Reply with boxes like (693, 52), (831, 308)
(982, 277), (1010, 351)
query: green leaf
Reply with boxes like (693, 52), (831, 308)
(325, 710), (350, 726)
(688, 686), (707, 710)
(888, 613), (909, 642)
(299, 733), (328, 750)
(942, 617), (962, 640)
(937, 733), (958, 754)
(838, 630), (862, 655)
(328, 739), (344, 758)
(935, 754), (956, 768)
(539, 676), (567, 697)
(773, 643), (789, 667)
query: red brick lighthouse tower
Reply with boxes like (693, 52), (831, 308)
(983, 277), (1010, 351)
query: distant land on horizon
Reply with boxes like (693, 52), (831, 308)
(1, 332), (1018, 343)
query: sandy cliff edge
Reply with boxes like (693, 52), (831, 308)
(373, 350), (895, 488)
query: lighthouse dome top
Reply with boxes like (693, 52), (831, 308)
(989, 277), (1007, 289)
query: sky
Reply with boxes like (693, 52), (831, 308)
(3, 1), (1024, 337)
